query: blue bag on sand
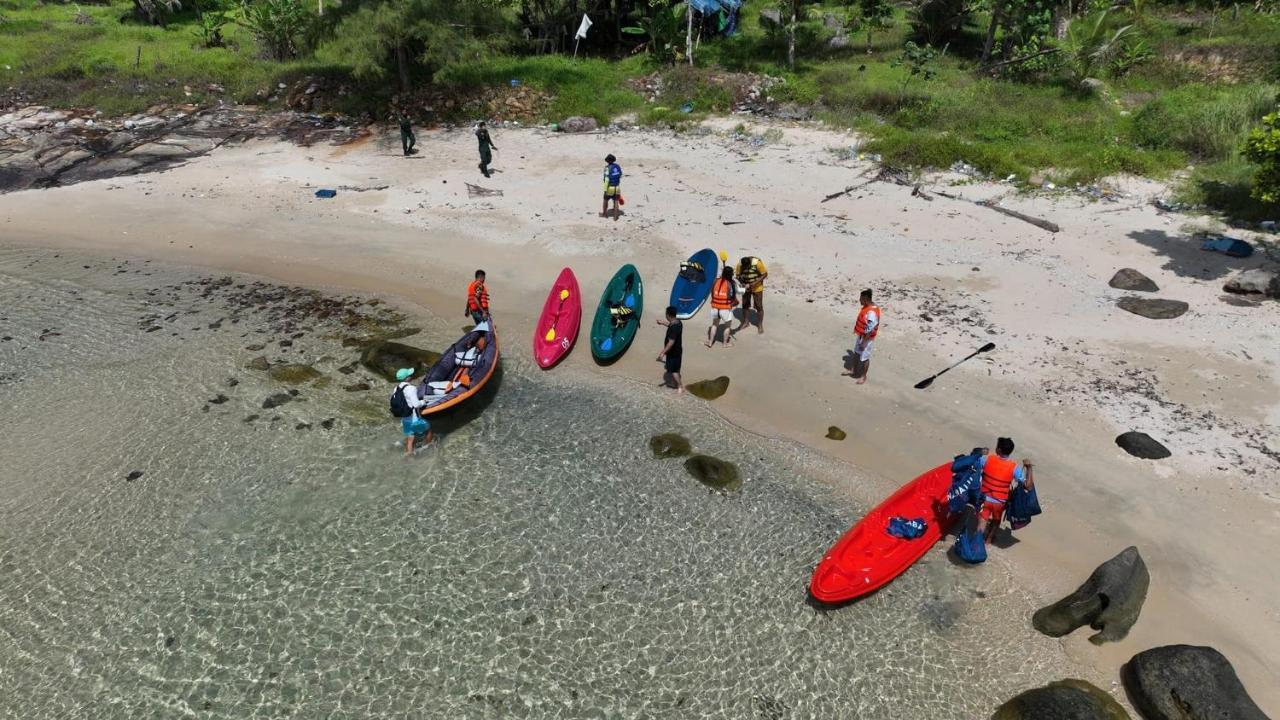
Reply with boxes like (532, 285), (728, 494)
(887, 516), (927, 539)
(1006, 483), (1042, 530)
(1200, 236), (1253, 258)
(953, 506), (987, 564)
(314, 188), (337, 199)
(947, 448), (985, 514)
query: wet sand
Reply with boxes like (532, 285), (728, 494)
(2, 118), (1277, 711)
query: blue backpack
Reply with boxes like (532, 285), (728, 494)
(1006, 483), (1042, 530)
(947, 448), (985, 514)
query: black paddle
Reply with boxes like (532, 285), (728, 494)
(914, 342), (996, 389)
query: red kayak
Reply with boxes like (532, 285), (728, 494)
(533, 267), (582, 369)
(810, 463), (954, 604)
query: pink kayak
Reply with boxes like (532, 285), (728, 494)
(533, 267), (582, 369)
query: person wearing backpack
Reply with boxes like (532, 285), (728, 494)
(390, 367), (433, 455)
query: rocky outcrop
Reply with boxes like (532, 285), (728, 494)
(1224, 268), (1280, 298)
(684, 455), (741, 492)
(1117, 297), (1189, 319)
(992, 679), (1130, 720)
(1109, 268), (1159, 292)
(1116, 431), (1171, 459)
(1123, 645), (1269, 720)
(1033, 546), (1148, 644)
(559, 116), (598, 133)
(359, 341), (440, 382)
(687, 376), (730, 400)
(649, 433), (692, 458)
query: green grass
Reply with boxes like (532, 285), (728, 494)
(436, 55), (648, 124)
(1176, 156), (1280, 223)
(1132, 82), (1277, 159)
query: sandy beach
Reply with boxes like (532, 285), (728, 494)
(3, 117), (1277, 711)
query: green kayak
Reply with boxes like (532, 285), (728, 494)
(591, 264), (644, 361)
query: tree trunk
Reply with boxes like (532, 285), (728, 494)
(981, 0), (1002, 64)
(787, 0), (797, 69)
(866, 28), (873, 54)
(687, 0), (694, 65)
(1053, 0), (1070, 39)
(395, 43), (411, 94)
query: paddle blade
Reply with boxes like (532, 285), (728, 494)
(978, 342), (996, 353)
(914, 376), (935, 390)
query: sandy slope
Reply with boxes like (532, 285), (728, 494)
(3, 118), (1277, 710)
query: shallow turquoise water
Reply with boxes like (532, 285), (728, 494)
(0, 248), (1072, 718)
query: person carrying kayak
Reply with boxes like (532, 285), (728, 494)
(390, 367), (433, 455)
(465, 269), (490, 325)
(732, 255), (769, 335)
(706, 265), (738, 348)
(601, 154), (623, 221)
(476, 121), (497, 178)
(978, 437), (1034, 541)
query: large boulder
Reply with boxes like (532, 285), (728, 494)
(560, 116), (598, 133)
(992, 679), (1130, 720)
(1122, 645), (1269, 720)
(1109, 268), (1159, 292)
(359, 341), (440, 382)
(1032, 546), (1148, 644)
(1224, 268), (1280, 298)
(1116, 431), (1171, 460)
(1117, 297), (1189, 319)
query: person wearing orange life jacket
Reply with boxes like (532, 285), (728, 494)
(978, 436), (1035, 542)
(465, 269), (490, 324)
(843, 289), (880, 385)
(706, 265), (738, 348)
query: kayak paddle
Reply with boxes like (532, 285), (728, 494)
(914, 342), (996, 390)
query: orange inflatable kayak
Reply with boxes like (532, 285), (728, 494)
(810, 463), (954, 604)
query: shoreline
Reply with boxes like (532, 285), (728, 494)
(3, 119), (1277, 711)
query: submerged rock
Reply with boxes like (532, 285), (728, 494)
(1117, 297), (1189, 319)
(1109, 268), (1159, 293)
(244, 355), (270, 371)
(649, 433), (692, 458)
(261, 393), (293, 410)
(992, 679), (1130, 720)
(826, 426), (847, 441)
(125, 470), (144, 482)
(683, 455), (741, 492)
(267, 363), (321, 384)
(343, 381), (371, 392)
(1122, 645), (1268, 720)
(360, 341), (440, 382)
(687, 376), (730, 400)
(1116, 431), (1171, 459)
(1033, 546), (1148, 644)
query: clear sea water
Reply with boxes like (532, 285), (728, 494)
(0, 248), (1073, 719)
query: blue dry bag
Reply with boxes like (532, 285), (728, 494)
(886, 517), (927, 539)
(947, 448), (985, 514)
(1006, 483), (1042, 530)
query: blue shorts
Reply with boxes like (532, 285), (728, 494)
(401, 414), (429, 437)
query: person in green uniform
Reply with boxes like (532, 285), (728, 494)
(397, 109), (416, 157)
(476, 121), (497, 177)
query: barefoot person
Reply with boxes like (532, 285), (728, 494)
(706, 265), (738, 348)
(601, 153), (622, 221)
(391, 368), (433, 455)
(475, 121), (497, 177)
(656, 305), (684, 394)
(846, 289), (879, 384)
(733, 255), (768, 335)
(465, 269), (490, 324)
(978, 437), (1033, 542)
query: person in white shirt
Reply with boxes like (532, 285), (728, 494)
(844, 289), (881, 385)
(393, 367), (433, 455)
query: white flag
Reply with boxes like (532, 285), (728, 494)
(575, 13), (593, 40)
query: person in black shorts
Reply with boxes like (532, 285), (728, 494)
(656, 305), (684, 395)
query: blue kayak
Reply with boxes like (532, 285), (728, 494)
(669, 248), (719, 320)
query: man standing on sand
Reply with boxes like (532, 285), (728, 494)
(706, 265), (738, 348)
(732, 255), (769, 335)
(844, 289), (880, 384)
(601, 153), (622, 221)
(656, 305), (684, 394)
(476, 121), (497, 177)
(978, 437), (1034, 542)
(397, 110), (417, 157)
(465, 269), (490, 324)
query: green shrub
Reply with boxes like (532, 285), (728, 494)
(1132, 83), (1278, 159)
(1243, 112), (1280, 203)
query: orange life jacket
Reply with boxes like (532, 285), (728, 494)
(711, 278), (736, 310)
(980, 453), (1018, 504)
(854, 304), (881, 340)
(467, 280), (489, 313)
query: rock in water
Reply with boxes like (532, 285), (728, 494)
(1117, 297), (1189, 319)
(992, 679), (1130, 720)
(1109, 268), (1159, 292)
(125, 470), (144, 482)
(1223, 268), (1280, 298)
(1116, 431), (1171, 459)
(267, 363), (322, 384)
(244, 355), (270, 371)
(649, 433), (692, 458)
(261, 393), (293, 410)
(359, 341), (440, 382)
(1032, 546), (1148, 644)
(826, 426), (847, 441)
(683, 455), (741, 492)
(687, 376), (730, 400)
(1122, 645), (1269, 720)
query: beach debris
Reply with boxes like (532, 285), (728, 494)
(244, 355), (270, 371)
(343, 381), (372, 392)
(336, 184), (389, 193)
(314, 189), (337, 199)
(243, 414), (260, 423)
(687, 376), (730, 400)
(820, 166), (888, 203)
(1223, 268), (1280, 298)
(125, 470), (144, 482)
(465, 182), (503, 198)
(1032, 546), (1149, 644)
(1153, 198), (1189, 213)
(1122, 645), (1269, 720)
(261, 393), (293, 410)
(991, 679), (1130, 720)
(649, 433), (692, 458)
(267, 363), (322, 384)
(825, 426), (847, 441)
(1115, 431), (1171, 459)
(225, 378), (239, 387)
(278, 339), (293, 347)
(559, 116), (598, 133)
(683, 454), (741, 492)
(932, 189), (1060, 232)
(337, 363), (358, 374)
(359, 340), (440, 382)
(320, 418), (336, 429)
(1200, 236), (1253, 258)
(1116, 297), (1189, 319)
(722, 220), (746, 225)
(1109, 268), (1159, 293)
